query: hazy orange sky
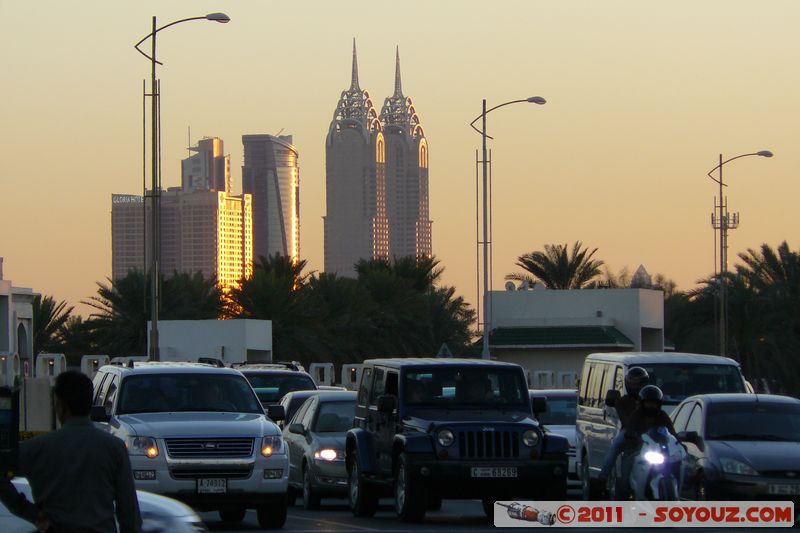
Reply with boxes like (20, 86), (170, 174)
(1, 1), (798, 316)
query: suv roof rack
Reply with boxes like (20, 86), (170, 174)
(197, 357), (226, 368)
(232, 361), (304, 372)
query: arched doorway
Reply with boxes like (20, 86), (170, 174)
(17, 322), (29, 376)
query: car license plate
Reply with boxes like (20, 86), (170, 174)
(471, 467), (517, 478)
(769, 484), (800, 496)
(197, 478), (227, 494)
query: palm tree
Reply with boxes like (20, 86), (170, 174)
(506, 241), (604, 289)
(32, 294), (74, 356)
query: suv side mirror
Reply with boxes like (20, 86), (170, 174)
(90, 405), (110, 423)
(377, 395), (397, 414)
(267, 405), (285, 422)
(605, 389), (621, 408)
(531, 397), (547, 416)
(677, 430), (698, 444)
(288, 423), (306, 435)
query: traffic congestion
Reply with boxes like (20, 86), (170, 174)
(2, 352), (799, 531)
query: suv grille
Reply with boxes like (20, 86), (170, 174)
(458, 430), (519, 459)
(165, 438), (254, 458)
(170, 466), (253, 480)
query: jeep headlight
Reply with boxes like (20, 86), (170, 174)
(261, 435), (284, 457)
(522, 429), (540, 447)
(437, 429), (454, 447)
(125, 436), (159, 458)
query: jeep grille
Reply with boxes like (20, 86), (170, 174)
(457, 430), (519, 459)
(165, 437), (254, 458)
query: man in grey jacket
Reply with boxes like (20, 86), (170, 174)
(6, 371), (142, 532)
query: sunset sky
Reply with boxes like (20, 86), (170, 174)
(1, 0), (798, 316)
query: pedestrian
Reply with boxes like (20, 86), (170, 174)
(11, 371), (142, 532)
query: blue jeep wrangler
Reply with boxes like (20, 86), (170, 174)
(345, 358), (569, 522)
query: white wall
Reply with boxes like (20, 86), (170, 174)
(149, 319), (272, 364)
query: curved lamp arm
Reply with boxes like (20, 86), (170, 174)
(707, 151), (773, 185)
(469, 97), (546, 139)
(134, 14), (229, 64)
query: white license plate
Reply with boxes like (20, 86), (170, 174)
(769, 484), (800, 495)
(197, 478), (227, 494)
(470, 467), (517, 478)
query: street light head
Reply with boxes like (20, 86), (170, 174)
(526, 96), (547, 105)
(757, 150), (773, 158)
(206, 12), (231, 23)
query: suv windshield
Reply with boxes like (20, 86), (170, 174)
(638, 364), (745, 405)
(404, 367), (528, 409)
(243, 373), (316, 404)
(707, 402), (800, 442)
(117, 373), (263, 414)
(536, 396), (577, 426)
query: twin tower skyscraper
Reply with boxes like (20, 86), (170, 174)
(324, 40), (432, 276)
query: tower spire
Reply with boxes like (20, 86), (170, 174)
(394, 45), (403, 97)
(350, 38), (360, 90)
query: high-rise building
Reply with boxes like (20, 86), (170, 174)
(111, 189), (253, 290)
(242, 134), (300, 263)
(380, 47), (432, 260)
(181, 136), (231, 193)
(324, 40), (389, 276)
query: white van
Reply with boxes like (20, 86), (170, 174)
(575, 352), (748, 500)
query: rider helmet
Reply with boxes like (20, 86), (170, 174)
(624, 367), (649, 396)
(639, 385), (663, 413)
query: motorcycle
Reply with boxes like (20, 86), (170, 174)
(628, 426), (686, 500)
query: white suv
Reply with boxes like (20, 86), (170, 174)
(91, 362), (288, 529)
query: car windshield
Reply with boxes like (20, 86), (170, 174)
(117, 373), (263, 414)
(313, 401), (356, 433)
(404, 367), (528, 409)
(535, 396), (577, 426)
(638, 364), (745, 405)
(707, 402), (800, 442)
(244, 373), (316, 404)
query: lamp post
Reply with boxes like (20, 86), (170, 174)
(470, 96), (546, 359)
(134, 13), (230, 361)
(706, 150), (772, 358)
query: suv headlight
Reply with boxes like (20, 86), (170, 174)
(522, 430), (540, 447)
(261, 435), (284, 457)
(437, 429), (455, 447)
(126, 436), (159, 458)
(721, 458), (758, 476)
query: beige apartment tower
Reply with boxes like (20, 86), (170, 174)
(324, 40), (389, 276)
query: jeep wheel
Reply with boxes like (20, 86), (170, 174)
(348, 458), (378, 517)
(303, 464), (321, 510)
(218, 507), (246, 523)
(256, 493), (288, 529)
(395, 453), (426, 522)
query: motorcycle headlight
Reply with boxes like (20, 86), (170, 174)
(721, 458), (758, 476)
(644, 451), (665, 465)
(261, 435), (284, 457)
(126, 436), (159, 458)
(522, 430), (540, 447)
(437, 429), (454, 447)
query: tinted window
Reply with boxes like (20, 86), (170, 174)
(117, 373), (262, 414)
(243, 373), (316, 404)
(536, 396), (577, 426)
(671, 402), (693, 432)
(313, 401), (357, 433)
(404, 367), (528, 409)
(579, 364), (593, 406)
(357, 367), (373, 406)
(285, 394), (315, 423)
(685, 404), (703, 434)
(291, 398), (312, 426)
(613, 366), (624, 393)
(104, 376), (120, 413)
(300, 397), (318, 428)
(706, 402), (800, 441)
(370, 369), (385, 404)
(637, 364), (745, 405)
(94, 372), (113, 406)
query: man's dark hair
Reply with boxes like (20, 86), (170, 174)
(54, 371), (94, 416)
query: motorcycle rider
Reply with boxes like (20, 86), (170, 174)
(598, 366), (649, 482)
(628, 385), (677, 438)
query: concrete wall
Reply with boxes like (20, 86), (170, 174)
(150, 319), (272, 364)
(489, 288), (664, 351)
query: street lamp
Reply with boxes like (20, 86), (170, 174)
(134, 13), (230, 361)
(706, 150), (772, 358)
(470, 96), (547, 359)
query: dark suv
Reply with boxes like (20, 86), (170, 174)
(345, 358), (569, 522)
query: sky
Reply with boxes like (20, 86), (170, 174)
(1, 0), (798, 317)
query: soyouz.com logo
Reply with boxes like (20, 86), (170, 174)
(493, 501), (795, 528)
